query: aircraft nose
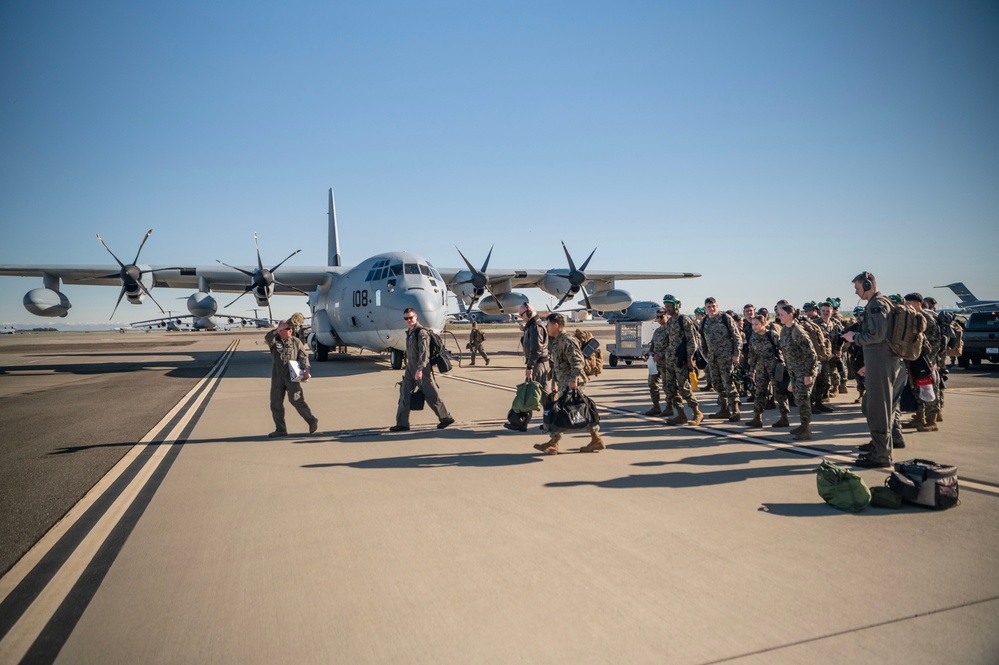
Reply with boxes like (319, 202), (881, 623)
(399, 291), (445, 329)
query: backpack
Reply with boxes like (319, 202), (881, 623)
(573, 329), (603, 377)
(943, 322), (964, 357)
(422, 328), (453, 373)
(887, 302), (926, 361)
(800, 319), (833, 362)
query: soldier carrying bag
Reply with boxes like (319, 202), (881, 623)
(886, 302), (926, 361)
(551, 389), (600, 430)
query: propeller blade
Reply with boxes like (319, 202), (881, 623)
(269, 249), (302, 273)
(561, 241), (577, 273)
(272, 279), (309, 297)
(553, 290), (572, 310)
(136, 280), (166, 314)
(109, 286), (128, 319)
(254, 232), (264, 273)
(216, 259), (255, 277)
(226, 289), (253, 308)
(480, 245), (494, 273)
(96, 234), (126, 269)
(131, 229), (154, 265)
(580, 289), (593, 311)
(578, 247), (597, 272)
(455, 246), (478, 274)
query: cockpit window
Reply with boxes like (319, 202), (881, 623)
(391, 263), (403, 276)
(404, 263), (419, 275)
(428, 263), (443, 282)
(419, 264), (431, 277)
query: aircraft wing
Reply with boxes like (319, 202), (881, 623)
(437, 268), (699, 295)
(0, 265), (341, 294)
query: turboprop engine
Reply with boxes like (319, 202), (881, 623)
(186, 292), (218, 318)
(580, 289), (632, 311)
(478, 292), (528, 315)
(23, 288), (71, 317)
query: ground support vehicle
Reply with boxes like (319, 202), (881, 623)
(606, 321), (656, 367)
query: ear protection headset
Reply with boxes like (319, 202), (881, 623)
(862, 272), (873, 292)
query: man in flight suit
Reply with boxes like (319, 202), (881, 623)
(265, 319), (318, 437)
(390, 308), (455, 432)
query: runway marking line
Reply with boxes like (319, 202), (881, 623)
(0, 340), (238, 665)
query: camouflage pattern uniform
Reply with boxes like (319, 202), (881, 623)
(816, 317), (843, 396)
(547, 333), (599, 441)
(779, 321), (817, 426)
(915, 308), (943, 425)
(649, 324), (669, 413)
(663, 313), (701, 417)
(702, 312), (741, 414)
(748, 326), (789, 418)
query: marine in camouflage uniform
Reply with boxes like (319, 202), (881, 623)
(534, 313), (603, 455)
(778, 306), (817, 440)
(647, 311), (670, 416)
(662, 297), (703, 426)
(265, 320), (318, 437)
(701, 298), (742, 421)
(746, 319), (790, 428)
(817, 304), (843, 399)
(902, 294), (943, 432)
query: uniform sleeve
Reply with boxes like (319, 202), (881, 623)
(567, 337), (586, 383)
(265, 330), (277, 348)
(795, 327), (818, 377)
(296, 339), (310, 369)
(725, 315), (741, 356)
(748, 336), (759, 367)
(417, 329), (430, 369)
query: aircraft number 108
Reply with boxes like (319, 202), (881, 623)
(352, 290), (369, 307)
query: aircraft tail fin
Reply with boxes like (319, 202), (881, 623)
(328, 188), (341, 267)
(937, 282), (976, 303)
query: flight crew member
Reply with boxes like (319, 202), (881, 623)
(701, 297), (742, 421)
(390, 308), (455, 432)
(777, 304), (817, 440)
(841, 272), (905, 468)
(662, 295), (704, 426)
(519, 302), (551, 390)
(747, 314), (790, 428)
(647, 309), (670, 416)
(534, 312), (604, 455)
(265, 320), (319, 437)
(467, 321), (490, 365)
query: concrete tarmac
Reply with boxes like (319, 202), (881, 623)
(0, 328), (997, 664)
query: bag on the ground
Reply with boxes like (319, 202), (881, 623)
(887, 302), (926, 361)
(410, 388), (425, 411)
(887, 459), (959, 509)
(551, 389), (600, 430)
(512, 380), (544, 412)
(424, 328), (453, 373)
(816, 459), (871, 512)
(574, 329), (603, 377)
(506, 409), (531, 430)
(870, 485), (903, 509)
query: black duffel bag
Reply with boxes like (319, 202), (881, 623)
(551, 389), (600, 431)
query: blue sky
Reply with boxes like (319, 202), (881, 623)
(1, 1), (997, 325)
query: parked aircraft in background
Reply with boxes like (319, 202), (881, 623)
(0, 188), (700, 369)
(0, 325), (15, 335)
(935, 283), (999, 313)
(131, 312), (272, 331)
(598, 300), (661, 323)
(448, 298), (516, 324)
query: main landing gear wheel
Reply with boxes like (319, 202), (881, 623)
(391, 348), (403, 370)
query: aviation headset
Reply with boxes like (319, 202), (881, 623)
(662, 294), (681, 309)
(861, 272), (873, 292)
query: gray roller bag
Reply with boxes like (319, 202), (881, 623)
(888, 459), (959, 510)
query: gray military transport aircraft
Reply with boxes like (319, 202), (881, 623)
(935, 282), (999, 313)
(0, 189), (700, 369)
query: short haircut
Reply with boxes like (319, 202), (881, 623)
(403, 307), (416, 315)
(904, 292), (923, 303)
(743, 304), (754, 311)
(852, 271), (875, 284)
(546, 312), (566, 326)
(704, 297), (717, 305)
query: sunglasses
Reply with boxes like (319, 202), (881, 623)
(403, 315), (416, 321)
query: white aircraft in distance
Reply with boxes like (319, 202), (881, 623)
(0, 325), (15, 335)
(935, 283), (999, 313)
(0, 188), (700, 369)
(131, 311), (273, 331)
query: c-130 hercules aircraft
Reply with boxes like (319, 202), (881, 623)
(0, 189), (700, 369)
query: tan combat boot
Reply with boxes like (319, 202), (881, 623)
(534, 436), (560, 455)
(917, 415), (939, 432)
(902, 413), (925, 429)
(792, 421), (811, 440)
(644, 404), (662, 416)
(708, 404), (731, 420)
(771, 414), (790, 428)
(662, 403), (675, 418)
(745, 411), (763, 428)
(689, 408), (704, 426)
(579, 431), (605, 453)
(935, 411), (943, 423)
(666, 409), (688, 426)
(728, 402), (741, 422)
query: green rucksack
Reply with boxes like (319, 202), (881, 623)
(816, 459), (871, 512)
(512, 380), (544, 412)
